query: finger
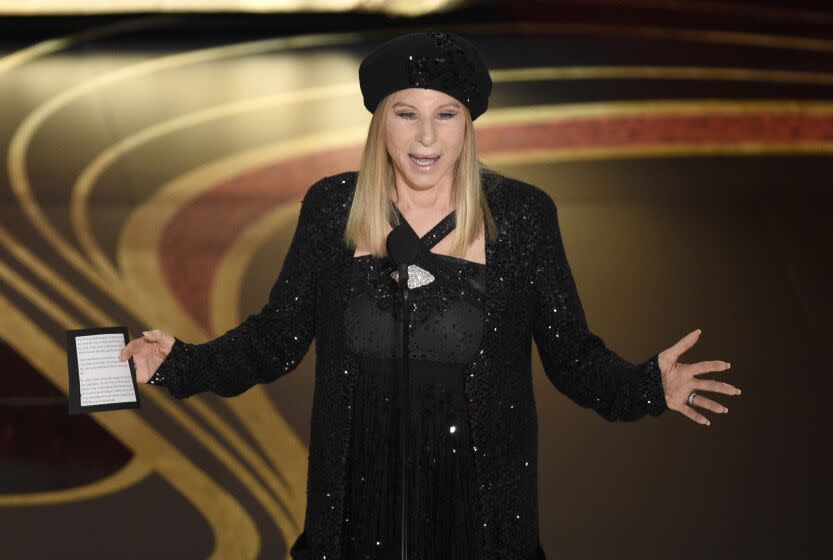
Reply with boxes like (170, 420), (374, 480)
(693, 379), (741, 396)
(689, 393), (728, 414)
(692, 360), (731, 376)
(679, 403), (711, 426)
(667, 329), (702, 363)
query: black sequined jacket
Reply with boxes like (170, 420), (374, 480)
(150, 169), (668, 560)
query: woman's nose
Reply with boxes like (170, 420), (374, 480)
(417, 119), (436, 144)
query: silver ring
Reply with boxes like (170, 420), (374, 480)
(687, 391), (698, 406)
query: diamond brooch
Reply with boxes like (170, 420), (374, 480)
(390, 264), (435, 289)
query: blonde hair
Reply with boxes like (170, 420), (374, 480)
(343, 91), (498, 259)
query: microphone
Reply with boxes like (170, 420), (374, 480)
(386, 222), (420, 268)
(385, 222), (419, 560)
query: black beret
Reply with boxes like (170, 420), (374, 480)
(359, 30), (493, 121)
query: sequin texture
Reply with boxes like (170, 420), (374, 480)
(406, 31), (480, 106)
(148, 169), (667, 560)
(341, 216), (486, 558)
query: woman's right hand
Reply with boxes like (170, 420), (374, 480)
(120, 329), (176, 383)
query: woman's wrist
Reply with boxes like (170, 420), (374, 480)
(148, 337), (189, 386)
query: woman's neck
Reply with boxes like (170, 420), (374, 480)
(392, 174), (455, 215)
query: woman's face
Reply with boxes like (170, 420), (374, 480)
(384, 88), (466, 194)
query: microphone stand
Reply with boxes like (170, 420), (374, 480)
(397, 263), (410, 560)
(386, 220), (419, 560)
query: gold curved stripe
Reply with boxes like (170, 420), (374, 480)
(0, 16), (180, 75)
(6, 31), (367, 312)
(0, 249), (288, 552)
(0, 1), (457, 18)
(0, 216), (289, 553)
(148, 376), (301, 538)
(489, 65), (833, 86)
(160, 129), (366, 337)
(184, 396), (300, 532)
(477, 99), (833, 125)
(482, 143), (833, 167)
(544, 98), (833, 117)
(0, 288), (260, 558)
(72, 81), (358, 285)
(116, 130), (360, 333)
(0, 257), (84, 328)
(0, 226), (112, 325)
(462, 21), (833, 53)
(0, 456), (151, 507)
(212, 201), (305, 336)
(76, 65), (833, 288)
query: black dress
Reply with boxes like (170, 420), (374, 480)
(147, 171), (668, 560)
(341, 207), (486, 560)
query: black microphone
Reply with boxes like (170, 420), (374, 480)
(385, 222), (420, 560)
(386, 222), (420, 268)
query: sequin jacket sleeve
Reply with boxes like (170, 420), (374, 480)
(146, 180), (324, 399)
(529, 190), (667, 421)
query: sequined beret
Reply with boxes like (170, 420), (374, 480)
(359, 30), (493, 121)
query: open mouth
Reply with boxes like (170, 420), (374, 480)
(409, 154), (441, 167)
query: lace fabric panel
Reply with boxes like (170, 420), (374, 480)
(347, 205), (486, 335)
(346, 254), (485, 362)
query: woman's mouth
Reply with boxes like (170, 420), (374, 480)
(409, 154), (440, 169)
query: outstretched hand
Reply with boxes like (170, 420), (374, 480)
(657, 329), (741, 427)
(119, 329), (175, 383)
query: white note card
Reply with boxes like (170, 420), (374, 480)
(75, 332), (137, 406)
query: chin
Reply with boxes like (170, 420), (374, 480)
(397, 161), (452, 188)
(404, 170), (440, 184)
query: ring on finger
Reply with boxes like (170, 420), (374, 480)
(687, 391), (698, 406)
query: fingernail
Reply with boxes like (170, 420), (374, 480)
(726, 362), (731, 368)
(696, 329), (702, 335)
(705, 420), (711, 426)
(723, 407), (728, 413)
(736, 389), (741, 395)
(142, 330), (150, 336)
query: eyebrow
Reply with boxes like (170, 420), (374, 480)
(393, 101), (461, 110)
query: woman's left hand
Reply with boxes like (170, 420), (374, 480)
(657, 329), (741, 426)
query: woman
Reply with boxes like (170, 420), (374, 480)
(120, 31), (741, 560)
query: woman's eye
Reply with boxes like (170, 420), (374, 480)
(396, 112), (457, 120)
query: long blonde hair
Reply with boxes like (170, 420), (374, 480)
(343, 92), (498, 259)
